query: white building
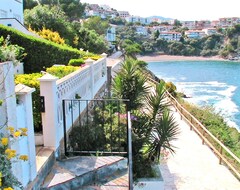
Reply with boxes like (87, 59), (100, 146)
(185, 30), (206, 39)
(159, 32), (182, 41)
(106, 25), (116, 49)
(0, 0), (35, 35)
(202, 28), (217, 35)
(118, 11), (130, 18)
(125, 16), (151, 25)
(0, 0), (23, 23)
(135, 26), (148, 36)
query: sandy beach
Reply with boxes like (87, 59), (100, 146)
(138, 54), (226, 62)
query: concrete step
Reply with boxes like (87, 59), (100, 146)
(41, 156), (128, 190)
(83, 169), (129, 190)
(26, 147), (55, 190)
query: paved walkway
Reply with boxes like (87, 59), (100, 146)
(160, 109), (240, 190)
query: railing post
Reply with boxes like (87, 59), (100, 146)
(202, 130), (205, 145)
(219, 146), (223, 164)
(190, 117), (193, 130)
(127, 111), (133, 190)
(38, 73), (59, 150)
(85, 58), (95, 99)
(180, 107), (182, 120)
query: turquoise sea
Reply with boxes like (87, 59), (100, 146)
(148, 60), (240, 130)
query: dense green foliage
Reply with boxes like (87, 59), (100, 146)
(83, 16), (109, 36)
(0, 25), (93, 73)
(24, 4), (109, 53)
(68, 58), (85, 66)
(0, 36), (26, 65)
(46, 65), (78, 78)
(77, 28), (108, 54)
(180, 100), (240, 157)
(112, 58), (179, 178)
(116, 23), (240, 58)
(15, 73), (43, 131)
(112, 58), (149, 111)
(69, 103), (127, 153)
(24, 5), (76, 46)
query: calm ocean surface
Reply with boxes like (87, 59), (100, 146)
(148, 60), (240, 130)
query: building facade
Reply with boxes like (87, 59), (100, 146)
(0, 0), (23, 23)
(159, 31), (182, 41)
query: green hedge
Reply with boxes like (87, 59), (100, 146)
(0, 25), (95, 73)
(68, 58), (85, 66)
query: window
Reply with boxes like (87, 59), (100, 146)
(0, 10), (7, 18)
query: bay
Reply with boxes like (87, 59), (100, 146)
(148, 60), (240, 130)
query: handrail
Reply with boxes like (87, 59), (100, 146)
(148, 77), (240, 179)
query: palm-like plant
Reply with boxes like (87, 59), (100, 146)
(112, 58), (149, 111)
(145, 81), (170, 121)
(145, 110), (180, 162)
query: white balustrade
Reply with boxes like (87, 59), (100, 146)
(39, 56), (107, 153)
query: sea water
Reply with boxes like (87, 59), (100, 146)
(148, 60), (240, 130)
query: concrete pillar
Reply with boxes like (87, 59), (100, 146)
(38, 73), (59, 150)
(0, 61), (17, 129)
(85, 58), (94, 99)
(15, 84), (37, 181)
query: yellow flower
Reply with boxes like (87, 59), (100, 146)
(19, 155), (28, 161)
(1, 137), (8, 146)
(4, 187), (14, 190)
(20, 128), (27, 133)
(14, 131), (21, 137)
(7, 127), (14, 134)
(5, 149), (16, 159)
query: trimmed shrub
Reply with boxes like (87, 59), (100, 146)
(0, 25), (97, 73)
(46, 65), (78, 78)
(68, 58), (85, 66)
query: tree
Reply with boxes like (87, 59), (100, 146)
(58, 0), (86, 21)
(145, 110), (179, 162)
(23, 0), (38, 10)
(112, 58), (149, 111)
(77, 28), (108, 54)
(24, 5), (76, 45)
(154, 30), (160, 40)
(145, 82), (169, 121)
(83, 16), (109, 36)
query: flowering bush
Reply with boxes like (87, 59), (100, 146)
(0, 127), (28, 189)
(0, 35), (26, 66)
(29, 27), (65, 45)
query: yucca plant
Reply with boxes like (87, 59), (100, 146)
(144, 110), (180, 162)
(145, 81), (170, 121)
(112, 58), (149, 111)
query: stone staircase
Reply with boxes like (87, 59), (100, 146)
(41, 156), (129, 190)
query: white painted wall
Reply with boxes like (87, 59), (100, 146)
(0, 0), (23, 23)
(0, 19), (37, 36)
(134, 165), (164, 190)
(0, 61), (36, 188)
(39, 56), (107, 154)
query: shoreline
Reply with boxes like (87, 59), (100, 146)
(137, 54), (227, 62)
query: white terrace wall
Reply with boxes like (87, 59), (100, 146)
(0, 61), (36, 188)
(39, 55), (107, 155)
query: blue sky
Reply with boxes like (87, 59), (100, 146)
(81, 0), (240, 21)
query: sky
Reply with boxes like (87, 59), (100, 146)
(81, 0), (240, 21)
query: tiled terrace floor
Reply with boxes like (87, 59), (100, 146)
(160, 109), (240, 190)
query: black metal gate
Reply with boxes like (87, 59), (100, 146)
(62, 99), (129, 157)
